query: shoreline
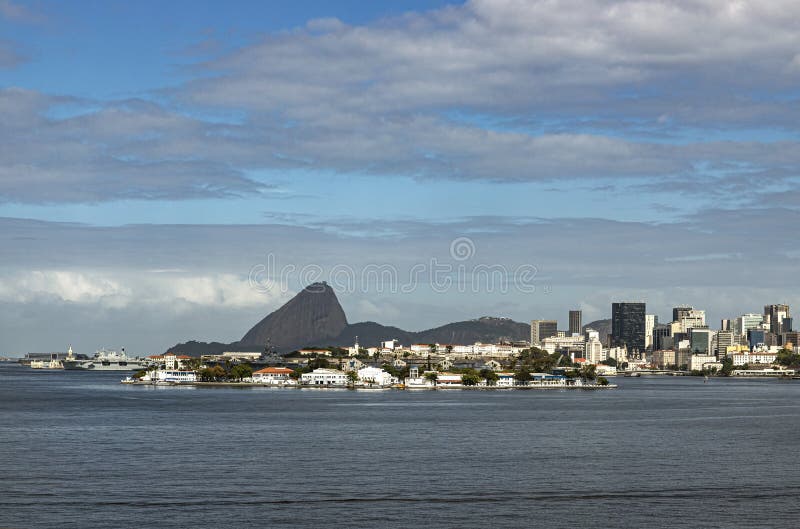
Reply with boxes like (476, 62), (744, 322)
(122, 380), (618, 390)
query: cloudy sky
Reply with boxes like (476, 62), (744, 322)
(2, 0), (799, 354)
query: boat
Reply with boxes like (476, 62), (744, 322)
(62, 347), (150, 371)
(624, 371), (641, 377)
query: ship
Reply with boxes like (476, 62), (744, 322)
(62, 347), (150, 371)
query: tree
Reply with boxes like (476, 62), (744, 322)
(184, 357), (203, 371)
(579, 364), (597, 381)
(346, 371), (360, 387)
(601, 357), (617, 367)
(308, 357), (330, 370)
(720, 357), (734, 376)
(480, 368), (499, 386)
(423, 371), (439, 387)
(776, 348), (800, 367)
(200, 365), (226, 382)
(461, 372), (481, 386)
(514, 368), (531, 385)
(229, 363), (253, 381)
(597, 376), (609, 386)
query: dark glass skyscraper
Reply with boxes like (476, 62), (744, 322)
(569, 310), (582, 336)
(611, 302), (646, 352)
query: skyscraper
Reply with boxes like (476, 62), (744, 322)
(568, 310), (582, 336)
(673, 306), (693, 323)
(611, 302), (646, 352)
(645, 314), (657, 350)
(764, 304), (790, 334)
(530, 320), (558, 346)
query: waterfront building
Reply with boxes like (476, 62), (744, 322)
(689, 354), (720, 372)
(730, 351), (778, 366)
(356, 367), (395, 386)
(651, 349), (676, 369)
(732, 368), (795, 377)
(252, 367), (295, 385)
(611, 302), (646, 353)
(595, 364), (617, 376)
(530, 320), (558, 346)
(300, 368), (348, 386)
(569, 310), (582, 336)
(495, 372), (516, 387)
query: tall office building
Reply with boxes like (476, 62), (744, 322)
(673, 308), (705, 332)
(611, 302), (646, 353)
(673, 306), (694, 323)
(652, 323), (673, 351)
(764, 304), (790, 334)
(530, 320), (558, 346)
(568, 310), (582, 336)
(735, 313), (764, 337)
(714, 330), (735, 358)
(645, 314), (657, 350)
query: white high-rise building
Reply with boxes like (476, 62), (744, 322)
(678, 309), (706, 333)
(645, 314), (657, 350)
(584, 338), (604, 365)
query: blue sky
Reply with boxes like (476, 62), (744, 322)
(2, 0), (800, 353)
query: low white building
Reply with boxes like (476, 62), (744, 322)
(732, 368), (795, 377)
(252, 367), (295, 385)
(356, 366), (395, 387)
(541, 335), (585, 355)
(495, 372), (516, 387)
(595, 364), (617, 376)
(301, 368), (348, 386)
(730, 352), (777, 366)
(689, 354), (720, 372)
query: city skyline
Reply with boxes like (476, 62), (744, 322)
(3, 0), (800, 352)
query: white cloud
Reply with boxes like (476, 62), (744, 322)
(0, 270), (287, 310)
(2, 1), (800, 203)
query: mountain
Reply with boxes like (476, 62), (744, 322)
(328, 317), (529, 348)
(167, 284), (532, 355)
(239, 282), (348, 352)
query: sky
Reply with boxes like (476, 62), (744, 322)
(2, 0), (800, 355)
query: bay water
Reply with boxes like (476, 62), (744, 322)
(2, 363), (799, 528)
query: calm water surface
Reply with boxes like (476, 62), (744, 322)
(1, 363), (799, 528)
